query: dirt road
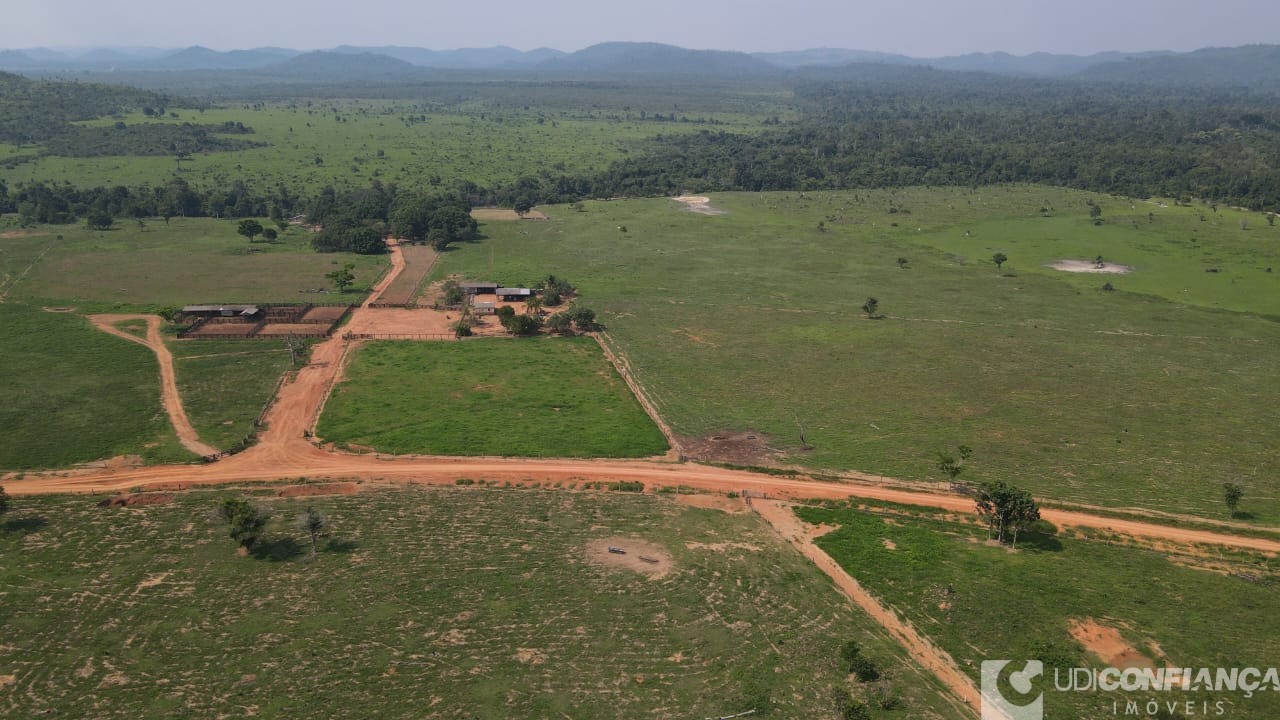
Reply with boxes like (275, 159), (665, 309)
(86, 314), (219, 458)
(755, 500), (982, 717)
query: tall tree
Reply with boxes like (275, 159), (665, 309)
(326, 263), (356, 293)
(1223, 483), (1244, 518)
(992, 252), (1008, 270)
(237, 219), (264, 243)
(220, 498), (269, 553)
(298, 507), (330, 558)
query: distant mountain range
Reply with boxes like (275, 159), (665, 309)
(1, 41), (1277, 88)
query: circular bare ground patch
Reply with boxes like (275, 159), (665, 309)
(585, 537), (673, 579)
(1050, 260), (1133, 274)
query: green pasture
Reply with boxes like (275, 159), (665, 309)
(1, 102), (763, 192)
(0, 217), (387, 309)
(0, 486), (966, 719)
(317, 337), (668, 458)
(0, 304), (191, 469)
(431, 186), (1280, 522)
(795, 501), (1280, 720)
(170, 339), (305, 450)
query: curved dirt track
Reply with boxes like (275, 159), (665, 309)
(87, 314), (219, 457)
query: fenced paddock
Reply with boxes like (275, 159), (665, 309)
(368, 245), (438, 308)
(179, 303), (352, 340)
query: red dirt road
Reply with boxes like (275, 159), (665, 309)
(755, 500), (982, 717)
(87, 314), (219, 457)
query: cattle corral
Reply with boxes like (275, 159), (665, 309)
(178, 303), (352, 340)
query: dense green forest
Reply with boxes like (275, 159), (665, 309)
(3, 67), (1280, 224)
(504, 72), (1280, 209)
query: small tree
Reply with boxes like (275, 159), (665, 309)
(567, 305), (597, 331)
(1094, 255), (1105, 269)
(283, 334), (307, 366)
(86, 209), (114, 230)
(975, 481), (1039, 546)
(896, 257), (909, 269)
(298, 506), (330, 558)
(505, 314), (542, 336)
(1268, 215), (1275, 227)
(0, 486), (10, 516)
(262, 228), (278, 242)
(937, 444), (971, 486)
(992, 252), (1008, 270)
(546, 312), (574, 335)
(220, 498), (269, 552)
(136, 218), (147, 232)
(326, 263), (356, 293)
(861, 297), (880, 319)
(1008, 491), (1041, 549)
(524, 295), (543, 316)
(157, 306), (183, 324)
(514, 198), (534, 217)
(1089, 204), (1103, 221)
(1223, 483), (1244, 518)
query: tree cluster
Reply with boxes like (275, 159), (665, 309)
(974, 481), (1041, 548)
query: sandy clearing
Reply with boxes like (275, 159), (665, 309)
(87, 314), (219, 458)
(673, 493), (746, 513)
(672, 195), (726, 216)
(1068, 618), (1157, 669)
(585, 537), (673, 579)
(754, 500), (982, 716)
(1050, 260), (1133, 274)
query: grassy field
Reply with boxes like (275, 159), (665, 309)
(170, 339), (303, 450)
(318, 337), (669, 458)
(794, 500), (1280, 720)
(0, 304), (192, 469)
(430, 187), (1280, 522)
(0, 217), (387, 310)
(0, 486), (966, 720)
(0, 101), (766, 192)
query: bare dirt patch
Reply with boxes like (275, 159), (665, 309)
(680, 430), (778, 465)
(672, 196), (726, 216)
(41, 306), (77, 313)
(585, 537), (673, 579)
(0, 229), (46, 240)
(684, 540), (762, 553)
(97, 492), (175, 508)
(470, 207), (548, 221)
(1068, 618), (1157, 669)
(1050, 260), (1134, 274)
(276, 482), (360, 498)
(673, 493), (746, 513)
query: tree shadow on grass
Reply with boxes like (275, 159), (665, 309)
(1017, 531), (1064, 553)
(3, 516), (48, 535)
(324, 538), (359, 554)
(251, 536), (304, 562)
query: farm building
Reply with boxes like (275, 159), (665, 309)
(460, 282), (499, 295)
(497, 287), (532, 301)
(182, 304), (261, 319)
(471, 300), (497, 315)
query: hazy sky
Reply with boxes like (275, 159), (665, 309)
(6, 0), (1278, 56)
